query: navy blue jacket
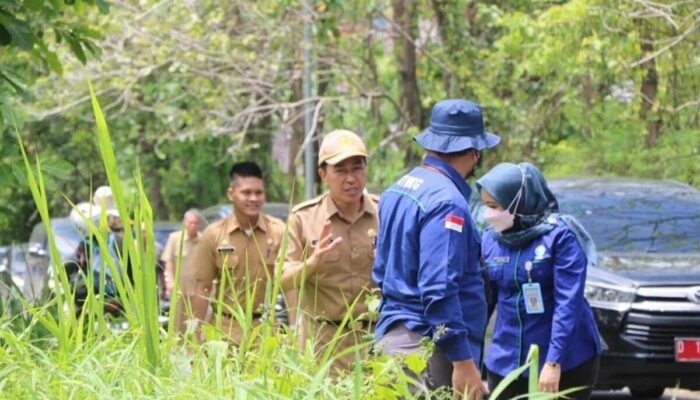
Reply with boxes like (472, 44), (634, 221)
(373, 156), (487, 362)
(482, 217), (602, 376)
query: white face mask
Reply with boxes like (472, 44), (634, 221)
(484, 206), (516, 232)
(484, 166), (525, 233)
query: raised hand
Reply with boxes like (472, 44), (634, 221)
(307, 220), (344, 268)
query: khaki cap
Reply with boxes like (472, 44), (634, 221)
(318, 129), (368, 166)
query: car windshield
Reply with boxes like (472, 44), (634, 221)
(10, 245), (28, 272)
(557, 189), (700, 253)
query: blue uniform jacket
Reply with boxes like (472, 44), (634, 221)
(482, 217), (602, 376)
(373, 156), (487, 363)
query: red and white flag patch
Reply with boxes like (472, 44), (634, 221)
(445, 214), (464, 233)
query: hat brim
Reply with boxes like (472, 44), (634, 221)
(414, 128), (501, 153)
(319, 151), (369, 166)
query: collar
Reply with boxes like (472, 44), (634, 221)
(186, 231), (203, 242)
(225, 213), (268, 234)
(422, 155), (473, 201)
(322, 192), (377, 221)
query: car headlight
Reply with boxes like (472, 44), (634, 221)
(584, 282), (636, 311)
(12, 276), (25, 288)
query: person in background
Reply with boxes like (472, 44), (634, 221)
(477, 162), (601, 399)
(181, 162), (285, 342)
(280, 129), (378, 372)
(162, 209), (204, 297)
(163, 209), (204, 331)
(373, 99), (500, 399)
(68, 201), (102, 274)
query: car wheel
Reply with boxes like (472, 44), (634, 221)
(629, 387), (665, 399)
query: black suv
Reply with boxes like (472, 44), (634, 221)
(474, 177), (700, 398)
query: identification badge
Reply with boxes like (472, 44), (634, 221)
(523, 283), (545, 314)
(492, 256), (510, 264)
(217, 246), (235, 254)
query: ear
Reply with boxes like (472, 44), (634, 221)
(318, 167), (327, 181)
(226, 186), (235, 202)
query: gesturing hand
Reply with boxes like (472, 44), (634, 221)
(307, 221), (343, 268)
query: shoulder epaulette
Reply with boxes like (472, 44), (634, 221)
(264, 213), (286, 228)
(368, 193), (380, 204)
(291, 194), (325, 213)
(203, 217), (227, 235)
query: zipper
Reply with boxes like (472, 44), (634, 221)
(513, 249), (524, 368)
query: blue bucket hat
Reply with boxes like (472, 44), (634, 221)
(414, 99), (501, 153)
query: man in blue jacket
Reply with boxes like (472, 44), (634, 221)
(373, 99), (500, 399)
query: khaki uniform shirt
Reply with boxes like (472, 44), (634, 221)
(283, 192), (378, 321)
(163, 230), (201, 265)
(187, 213), (285, 314)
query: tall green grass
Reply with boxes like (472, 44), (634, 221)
(0, 85), (581, 399)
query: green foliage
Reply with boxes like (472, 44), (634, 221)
(0, 0), (107, 129)
(1, 0), (699, 244)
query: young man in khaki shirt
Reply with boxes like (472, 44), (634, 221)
(281, 129), (379, 371)
(179, 162), (285, 344)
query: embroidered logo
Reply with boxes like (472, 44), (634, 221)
(534, 245), (548, 260)
(397, 174), (424, 190)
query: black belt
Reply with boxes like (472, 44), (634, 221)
(317, 319), (373, 330)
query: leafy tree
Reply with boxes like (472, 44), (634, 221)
(0, 0), (107, 128)
(2, 0), (698, 244)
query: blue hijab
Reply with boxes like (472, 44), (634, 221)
(476, 163), (597, 266)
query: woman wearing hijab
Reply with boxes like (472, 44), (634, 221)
(477, 162), (602, 400)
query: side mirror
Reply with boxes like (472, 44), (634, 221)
(28, 244), (47, 258)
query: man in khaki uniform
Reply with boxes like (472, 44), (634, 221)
(281, 129), (379, 372)
(163, 208), (204, 297)
(162, 209), (203, 332)
(180, 162), (285, 343)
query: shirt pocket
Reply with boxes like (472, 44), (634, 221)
(531, 257), (554, 281)
(263, 239), (279, 268)
(217, 250), (239, 272)
(308, 239), (341, 263)
(485, 264), (504, 282)
(366, 235), (376, 262)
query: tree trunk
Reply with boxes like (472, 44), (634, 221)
(138, 127), (168, 220)
(638, 22), (662, 148)
(392, 0), (423, 165)
(392, 0), (423, 129)
(581, 67), (594, 140)
(289, 64), (304, 202)
(430, 0), (453, 95)
(365, 17), (382, 124)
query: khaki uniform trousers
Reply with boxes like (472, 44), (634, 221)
(298, 317), (373, 373)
